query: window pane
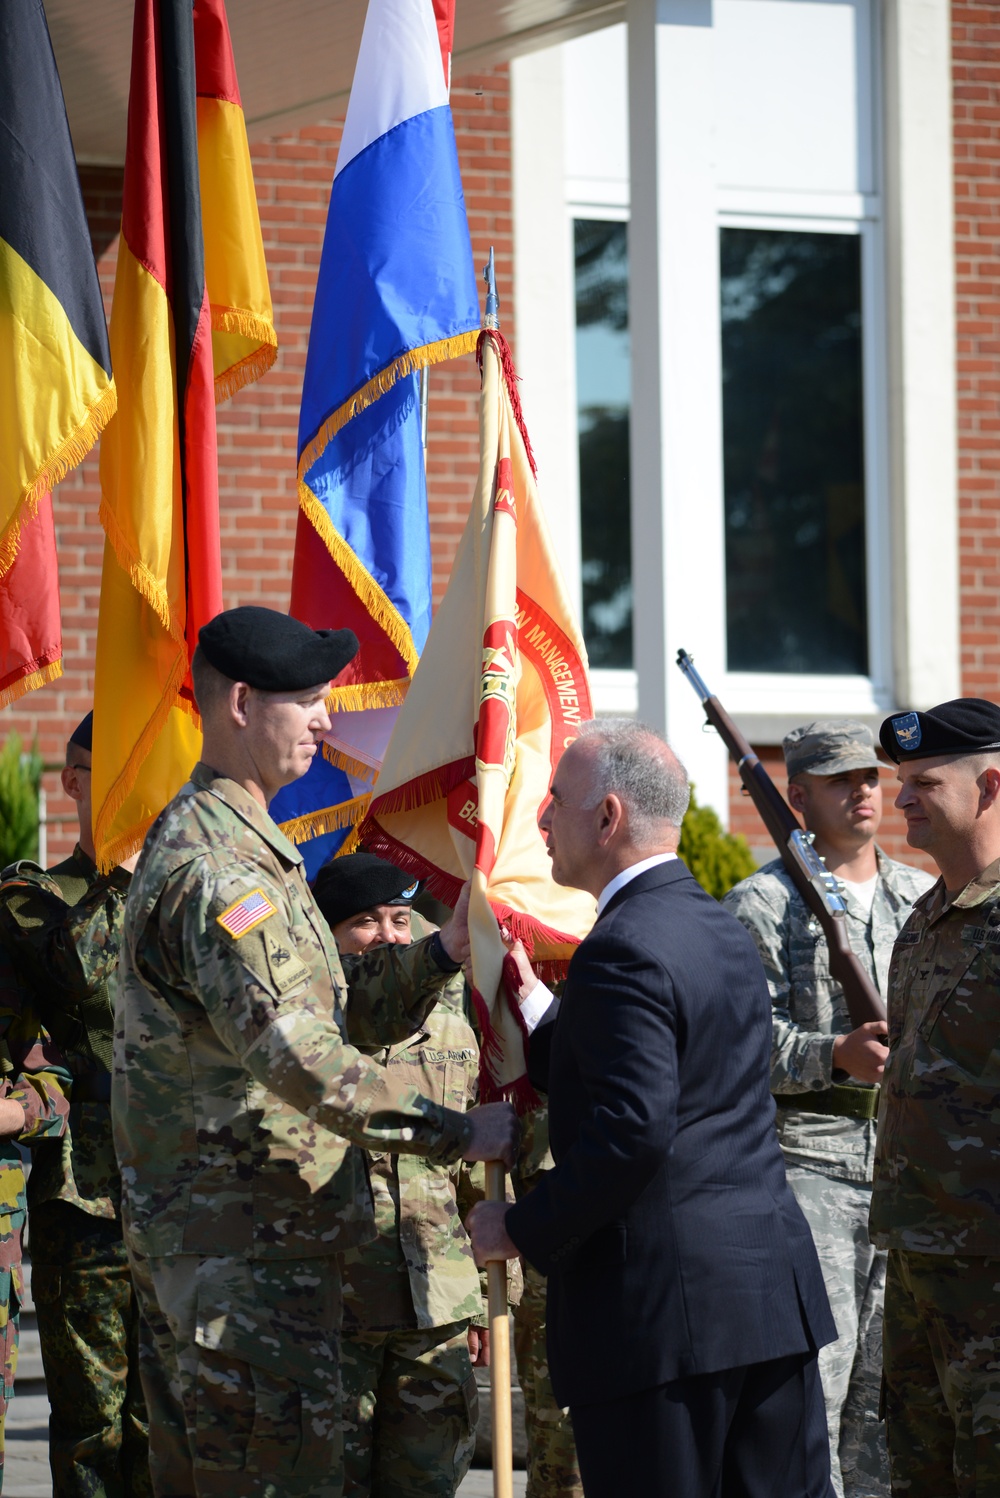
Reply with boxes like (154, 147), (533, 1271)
(721, 228), (867, 674)
(575, 219), (633, 669)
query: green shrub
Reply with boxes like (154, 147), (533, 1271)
(678, 784), (757, 900)
(0, 736), (42, 868)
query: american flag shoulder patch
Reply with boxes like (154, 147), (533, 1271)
(216, 888), (278, 939)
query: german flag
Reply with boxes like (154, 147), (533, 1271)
(0, 0), (117, 704)
(93, 0), (276, 870)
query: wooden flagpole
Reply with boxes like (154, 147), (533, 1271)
(481, 246), (514, 1498)
(486, 1161), (514, 1498)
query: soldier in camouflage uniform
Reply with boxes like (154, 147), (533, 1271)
(314, 853), (493, 1497)
(872, 699), (1000, 1497)
(114, 608), (517, 1498)
(724, 721), (933, 1498)
(0, 923), (71, 1494)
(0, 711), (150, 1496)
(511, 1103), (582, 1498)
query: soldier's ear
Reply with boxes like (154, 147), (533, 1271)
(230, 681), (252, 727)
(980, 764), (1000, 811)
(61, 764), (86, 804)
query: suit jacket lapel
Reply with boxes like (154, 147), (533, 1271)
(598, 858), (692, 922)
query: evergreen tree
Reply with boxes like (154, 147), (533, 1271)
(0, 735), (42, 868)
(678, 785), (757, 900)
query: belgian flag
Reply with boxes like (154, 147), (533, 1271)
(93, 0), (277, 869)
(0, 0), (117, 704)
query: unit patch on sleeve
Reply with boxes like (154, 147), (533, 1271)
(217, 888), (278, 938)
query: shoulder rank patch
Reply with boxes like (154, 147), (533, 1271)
(217, 889), (277, 939)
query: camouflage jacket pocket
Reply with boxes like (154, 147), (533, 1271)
(195, 1283), (338, 1396)
(919, 946), (1000, 1082)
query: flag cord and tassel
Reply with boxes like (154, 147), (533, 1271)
(479, 245), (515, 1498)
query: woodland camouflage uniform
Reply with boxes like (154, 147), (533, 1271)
(114, 764), (476, 1498)
(871, 859), (1000, 1497)
(1, 846), (150, 1497)
(340, 968), (486, 1497)
(512, 1104), (582, 1498)
(0, 883), (71, 1494)
(725, 850), (932, 1498)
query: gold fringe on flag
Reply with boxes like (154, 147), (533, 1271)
(278, 792), (373, 845)
(0, 657), (62, 709)
(297, 331), (478, 486)
(211, 305), (278, 403)
(1, 383), (118, 580)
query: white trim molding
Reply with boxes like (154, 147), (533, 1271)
(882, 0), (959, 708)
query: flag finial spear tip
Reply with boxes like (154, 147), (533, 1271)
(483, 247), (499, 329)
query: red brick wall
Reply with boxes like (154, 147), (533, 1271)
(955, 1), (1000, 699)
(4, 65), (512, 861)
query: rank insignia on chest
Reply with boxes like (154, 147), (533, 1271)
(217, 888), (277, 938)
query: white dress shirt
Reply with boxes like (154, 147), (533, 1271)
(520, 852), (678, 1034)
(596, 852), (677, 915)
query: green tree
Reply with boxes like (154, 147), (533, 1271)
(0, 735), (42, 868)
(678, 785), (757, 900)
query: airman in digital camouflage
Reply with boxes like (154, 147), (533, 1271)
(315, 853), (502, 1498)
(0, 889), (71, 1493)
(872, 698), (1000, 1498)
(113, 606), (518, 1498)
(0, 711), (149, 1497)
(724, 720), (932, 1498)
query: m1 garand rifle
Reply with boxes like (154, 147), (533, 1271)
(676, 649), (886, 1029)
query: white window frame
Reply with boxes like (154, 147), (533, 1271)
(715, 208), (894, 725)
(512, 0), (958, 801)
(567, 200), (636, 712)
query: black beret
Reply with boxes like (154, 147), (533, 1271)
(68, 711), (93, 753)
(312, 852), (419, 929)
(198, 607), (358, 691)
(879, 698), (1000, 763)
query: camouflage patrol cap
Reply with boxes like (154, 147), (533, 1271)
(879, 698), (1000, 764)
(782, 719), (881, 778)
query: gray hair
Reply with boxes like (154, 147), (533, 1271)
(576, 718), (690, 835)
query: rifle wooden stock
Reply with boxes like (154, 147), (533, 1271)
(676, 650), (886, 1029)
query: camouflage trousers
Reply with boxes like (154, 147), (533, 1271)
(0, 1238), (24, 1497)
(512, 1262), (582, 1498)
(883, 1250), (1000, 1498)
(784, 1165), (888, 1498)
(340, 1320), (476, 1496)
(30, 1201), (150, 1497)
(129, 1249), (343, 1498)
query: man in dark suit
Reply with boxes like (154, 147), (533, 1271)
(468, 718), (836, 1497)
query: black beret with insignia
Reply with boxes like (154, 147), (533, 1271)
(198, 606), (358, 691)
(879, 698), (1000, 763)
(312, 852), (420, 929)
(68, 711), (93, 754)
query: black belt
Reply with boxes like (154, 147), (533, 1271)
(71, 1072), (111, 1104)
(774, 1084), (879, 1121)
